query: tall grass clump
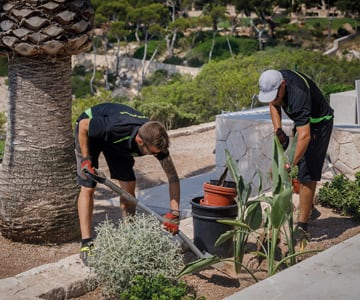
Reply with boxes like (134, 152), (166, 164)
(89, 214), (184, 298)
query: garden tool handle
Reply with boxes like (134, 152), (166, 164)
(84, 168), (208, 259)
(85, 168), (160, 220)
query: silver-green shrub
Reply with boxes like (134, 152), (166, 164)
(89, 214), (184, 297)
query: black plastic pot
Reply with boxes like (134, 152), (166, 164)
(190, 196), (238, 258)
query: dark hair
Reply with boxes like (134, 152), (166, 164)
(138, 121), (169, 151)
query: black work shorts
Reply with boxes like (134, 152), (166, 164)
(75, 120), (136, 188)
(297, 118), (333, 183)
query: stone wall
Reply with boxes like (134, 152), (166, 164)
(216, 107), (360, 195)
(72, 54), (201, 78)
(328, 126), (360, 175)
(323, 33), (358, 56)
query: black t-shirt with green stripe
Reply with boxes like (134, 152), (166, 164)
(279, 70), (334, 127)
(79, 103), (149, 157)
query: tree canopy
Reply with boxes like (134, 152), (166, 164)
(133, 46), (360, 128)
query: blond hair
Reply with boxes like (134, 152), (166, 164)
(138, 121), (169, 150)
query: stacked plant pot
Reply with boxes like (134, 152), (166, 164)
(191, 180), (237, 258)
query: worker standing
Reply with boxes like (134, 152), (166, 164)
(258, 69), (334, 241)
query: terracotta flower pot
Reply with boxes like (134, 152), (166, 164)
(292, 178), (300, 194)
(201, 180), (237, 206)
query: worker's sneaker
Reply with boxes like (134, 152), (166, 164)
(310, 206), (321, 221)
(80, 241), (94, 266)
(293, 225), (310, 251)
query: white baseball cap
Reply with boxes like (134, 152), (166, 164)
(258, 70), (283, 103)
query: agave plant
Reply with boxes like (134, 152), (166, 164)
(179, 133), (319, 279)
(253, 133), (320, 275)
(178, 149), (263, 279)
(215, 149), (263, 274)
(256, 136), (295, 275)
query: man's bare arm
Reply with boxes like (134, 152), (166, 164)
(269, 102), (282, 130)
(159, 155), (180, 211)
(292, 124), (311, 166)
(78, 119), (90, 158)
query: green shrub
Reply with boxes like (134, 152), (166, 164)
(143, 69), (170, 86)
(120, 274), (204, 300)
(71, 89), (119, 126)
(127, 30), (143, 42)
(337, 27), (351, 38)
(89, 215), (184, 298)
(322, 83), (354, 99)
(163, 56), (185, 65)
(187, 31), (213, 46)
(186, 36), (257, 66)
(132, 100), (197, 129)
(289, 17), (356, 33)
(275, 17), (291, 26)
(186, 53), (203, 67)
(71, 75), (92, 98)
(142, 69), (182, 87)
(133, 40), (166, 60)
(318, 173), (360, 220)
(72, 65), (87, 77)
(71, 68), (106, 98)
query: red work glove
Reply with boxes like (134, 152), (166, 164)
(163, 210), (180, 234)
(81, 158), (94, 177)
(276, 128), (289, 151)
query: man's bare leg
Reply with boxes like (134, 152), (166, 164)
(298, 181), (317, 230)
(119, 180), (137, 219)
(78, 186), (95, 239)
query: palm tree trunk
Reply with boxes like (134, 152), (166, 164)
(0, 56), (80, 243)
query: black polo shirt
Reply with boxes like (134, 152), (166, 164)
(279, 70), (334, 127)
(78, 103), (149, 157)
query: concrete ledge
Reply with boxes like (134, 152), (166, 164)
(168, 121), (215, 138)
(0, 255), (93, 300)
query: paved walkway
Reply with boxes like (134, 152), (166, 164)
(225, 233), (360, 299)
(1, 171), (360, 299)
